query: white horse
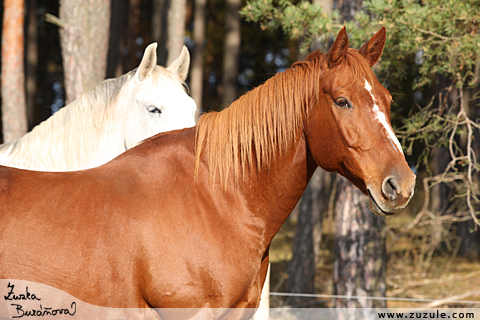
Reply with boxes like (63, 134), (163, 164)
(0, 43), (197, 171)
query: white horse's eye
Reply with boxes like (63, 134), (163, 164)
(147, 105), (162, 114)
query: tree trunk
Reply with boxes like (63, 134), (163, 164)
(456, 78), (480, 260)
(191, 0), (207, 117)
(152, 0), (169, 67)
(337, 0), (363, 21)
(286, 168), (333, 306)
(430, 146), (451, 252)
(25, 0), (39, 128)
(333, 177), (386, 308)
(311, 0), (333, 50)
(222, 0), (241, 105)
(287, 182), (317, 298)
(166, 0), (187, 66)
(124, 0), (141, 72)
(59, 0), (110, 103)
(106, 0), (128, 78)
(429, 76), (456, 251)
(1, 0), (28, 143)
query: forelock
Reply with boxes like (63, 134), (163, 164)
(324, 49), (375, 90)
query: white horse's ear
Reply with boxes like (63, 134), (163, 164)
(136, 43), (158, 80)
(167, 46), (190, 81)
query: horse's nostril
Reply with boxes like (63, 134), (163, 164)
(383, 177), (399, 200)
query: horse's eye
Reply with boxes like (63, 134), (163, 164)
(147, 105), (162, 114)
(335, 98), (351, 108)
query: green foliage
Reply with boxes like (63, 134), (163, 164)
(242, 0), (480, 89)
(241, 0), (343, 53)
(364, 0), (480, 89)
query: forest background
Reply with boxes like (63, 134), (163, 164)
(1, 0), (480, 309)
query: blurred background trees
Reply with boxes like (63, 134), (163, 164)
(57, 0), (111, 103)
(1, 0), (27, 142)
(1, 0), (479, 308)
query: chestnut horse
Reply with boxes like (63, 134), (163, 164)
(0, 28), (415, 319)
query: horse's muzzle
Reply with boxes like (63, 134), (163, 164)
(367, 171), (416, 216)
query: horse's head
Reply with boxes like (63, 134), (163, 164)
(123, 43), (197, 149)
(306, 27), (416, 216)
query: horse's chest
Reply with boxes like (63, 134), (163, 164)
(145, 245), (263, 308)
(156, 270), (261, 309)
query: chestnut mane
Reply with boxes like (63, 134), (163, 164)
(195, 49), (374, 187)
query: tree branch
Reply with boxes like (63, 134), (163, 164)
(45, 13), (65, 29)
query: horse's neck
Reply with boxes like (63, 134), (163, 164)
(194, 64), (318, 249)
(241, 134), (316, 248)
(0, 101), (125, 171)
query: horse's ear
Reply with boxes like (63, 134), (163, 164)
(326, 26), (349, 68)
(167, 46), (190, 81)
(358, 27), (386, 67)
(137, 43), (158, 80)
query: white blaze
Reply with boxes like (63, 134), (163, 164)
(364, 79), (403, 153)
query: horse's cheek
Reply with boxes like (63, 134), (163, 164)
(306, 110), (341, 171)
